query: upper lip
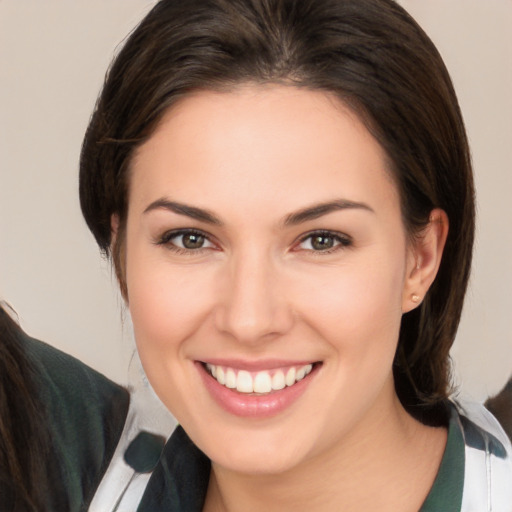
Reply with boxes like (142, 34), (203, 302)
(198, 358), (319, 371)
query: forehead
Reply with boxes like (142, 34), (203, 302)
(129, 85), (399, 218)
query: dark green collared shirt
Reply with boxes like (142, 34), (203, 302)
(0, 334), (130, 511)
(137, 409), (465, 512)
(420, 409), (465, 511)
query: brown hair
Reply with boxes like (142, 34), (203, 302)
(0, 304), (50, 511)
(80, 0), (475, 422)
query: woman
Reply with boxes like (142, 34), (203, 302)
(80, 0), (512, 510)
(0, 303), (130, 511)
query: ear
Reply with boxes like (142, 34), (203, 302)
(402, 209), (449, 313)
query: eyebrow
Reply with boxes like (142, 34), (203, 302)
(143, 197), (374, 226)
(143, 199), (223, 225)
(283, 199), (374, 225)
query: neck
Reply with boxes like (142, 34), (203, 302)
(203, 393), (447, 512)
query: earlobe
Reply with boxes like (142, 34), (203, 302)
(402, 209), (449, 313)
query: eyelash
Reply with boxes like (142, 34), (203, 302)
(295, 230), (353, 254)
(156, 228), (215, 255)
(155, 229), (353, 255)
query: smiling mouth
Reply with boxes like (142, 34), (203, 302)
(202, 362), (318, 395)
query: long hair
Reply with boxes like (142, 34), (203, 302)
(80, 0), (475, 421)
(0, 304), (50, 511)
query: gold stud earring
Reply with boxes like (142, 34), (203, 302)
(411, 294), (421, 303)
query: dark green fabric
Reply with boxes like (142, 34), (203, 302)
(137, 426), (210, 512)
(138, 407), (465, 512)
(125, 431), (166, 473)
(21, 334), (129, 511)
(419, 407), (465, 512)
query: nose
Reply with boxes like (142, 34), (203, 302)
(214, 250), (294, 344)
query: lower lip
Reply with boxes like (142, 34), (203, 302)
(196, 362), (318, 418)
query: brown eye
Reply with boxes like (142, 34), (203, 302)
(158, 229), (214, 251)
(181, 233), (206, 249)
(297, 231), (352, 252)
(311, 235), (335, 250)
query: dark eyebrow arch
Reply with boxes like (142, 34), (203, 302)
(143, 199), (223, 225)
(284, 199), (374, 226)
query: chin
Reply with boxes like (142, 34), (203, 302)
(212, 444), (307, 476)
(192, 420), (316, 475)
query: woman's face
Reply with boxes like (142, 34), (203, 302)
(124, 85), (420, 474)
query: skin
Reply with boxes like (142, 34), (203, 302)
(119, 85), (449, 511)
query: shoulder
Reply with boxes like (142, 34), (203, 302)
(21, 332), (130, 510)
(21, 333), (129, 442)
(451, 399), (512, 511)
(22, 332), (128, 412)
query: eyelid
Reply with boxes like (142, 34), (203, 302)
(154, 228), (351, 255)
(155, 228), (217, 252)
(294, 230), (353, 253)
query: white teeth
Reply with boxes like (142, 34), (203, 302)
(206, 363), (216, 378)
(206, 363), (315, 394)
(236, 370), (253, 393)
(285, 367), (296, 387)
(296, 364), (313, 380)
(225, 368), (236, 389)
(253, 371), (272, 393)
(271, 370), (286, 390)
(296, 367), (306, 381)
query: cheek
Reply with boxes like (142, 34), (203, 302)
(294, 256), (406, 424)
(127, 262), (215, 352)
(125, 256), (219, 416)
(293, 253), (405, 356)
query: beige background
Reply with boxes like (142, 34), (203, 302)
(1, 1), (511, 402)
